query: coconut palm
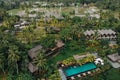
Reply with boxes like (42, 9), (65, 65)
(8, 45), (20, 74)
(0, 53), (5, 74)
(33, 50), (47, 78)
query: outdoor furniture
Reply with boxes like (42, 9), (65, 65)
(82, 73), (86, 76)
(77, 74), (81, 77)
(87, 71), (91, 74)
(94, 58), (104, 65)
(71, 76), (75, 80)
(61, 64), (65, 67)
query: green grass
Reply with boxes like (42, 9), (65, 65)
(48, 44), (86, 65)
(7, 8), (22, 15)
(105, 68), (120, 80)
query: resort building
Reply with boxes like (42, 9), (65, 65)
(45, 40), (65, 57)
(14, 20), (30, 30)
(107, 53), (120, 68)
(28, 45), (43, 73)
(84, 29), (117, 40)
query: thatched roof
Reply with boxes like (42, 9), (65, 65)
(107, 53), (120, 62)
(84, 29), (116, 36)
(73, 53), (91, 61)
(28, 63), (38, 73)
(28, 45), (42, 59)
(84, 29), (116, 39)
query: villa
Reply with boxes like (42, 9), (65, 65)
(28, 41), (64, 58)
(45, 40), (65, 57)
(107, 53), (120, 68)
(14, 20), (30, 30)
(84, 29), (117, 40)
(28, 45), (43, 73)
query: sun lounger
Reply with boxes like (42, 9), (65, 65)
(82, 73), (86, 76)
(87, 71), (91, 74)
(71, 76), (75, 80)
(61, 64), (64, 67)
(77, 74), (81, 77)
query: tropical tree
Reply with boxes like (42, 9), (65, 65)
(0, 53), (5, 74)
(7, 45), (20, 74)
(49, 70), (61, 80)
(33, 50), (48, 79)
(16, 72), (35, 80)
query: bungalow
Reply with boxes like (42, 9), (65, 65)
(45, 40), (65, 57)
(28, 41), (64, 73)
(28, 14), (37, 18)
(28, 45), (42, 73)
(84, 29), (117, 40)
(14, 20), (30, 30)
(28, 41), (64, 59)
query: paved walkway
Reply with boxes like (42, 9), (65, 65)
(58, 69), (67, 80)
(107, 59), (120, 68)
(92, 53), (99, 58)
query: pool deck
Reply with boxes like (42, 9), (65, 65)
(107, 59), (120, 68)
(63, 63), (96, 77)
(58, 69), (67, 80)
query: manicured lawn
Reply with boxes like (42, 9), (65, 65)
(48, 44), (86, 65)
(105, 68), (120, 80)
(7, 8), (22, 15)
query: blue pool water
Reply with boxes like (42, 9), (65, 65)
(63, 63), (96, 77)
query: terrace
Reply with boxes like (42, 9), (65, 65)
(107, 53), (120, 68)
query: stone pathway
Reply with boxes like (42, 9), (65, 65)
(58, 69), (67, 80)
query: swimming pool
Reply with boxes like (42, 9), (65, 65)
(63, 62), (96, 77)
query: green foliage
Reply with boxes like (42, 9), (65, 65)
(62, 57), (76, 65)
(33, 51), (47, 70)
(0, 8), (8, 21)
(40, 34), (56, 49)
(49, 70), (61, 80)
(6, 72), (35, 80)
(15, 73), (34, 80)
(78, 54), (95, 65)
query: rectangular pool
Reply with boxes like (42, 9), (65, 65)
(63, 63), (96, 77)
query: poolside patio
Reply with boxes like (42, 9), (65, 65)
(107, 53), (120, 68)
(58, 69), (67, 80)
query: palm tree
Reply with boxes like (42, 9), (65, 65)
(8, 45), (20, 74)
(86, 31), (100, 53)
(33, 50), (47, 79)
(0, 53), (5, 74)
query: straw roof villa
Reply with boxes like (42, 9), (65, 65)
(46, 41), (65, 57)
(28, 45), (43, 59)
(84, 29), (117, 39)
